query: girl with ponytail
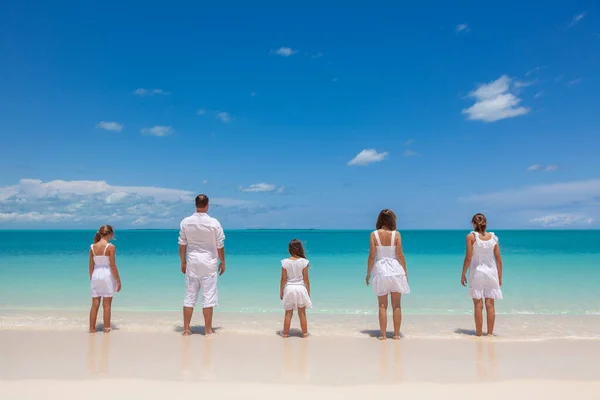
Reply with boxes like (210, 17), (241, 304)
(89, 225), (121, 333)
(461, 214), (503, 336)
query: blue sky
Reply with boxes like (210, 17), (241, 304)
(1, 1), (599, 229)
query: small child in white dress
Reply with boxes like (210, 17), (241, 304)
(279, 239), (312, 338)
(461, 214), (503, 337)
(89, 225), (122, 333)
(366, 209), (410, 340)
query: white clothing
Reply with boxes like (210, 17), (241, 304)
(468, 232), (503, 299)
(90, 243), (118, 298)
(371, 230), (410, 296)
(281, 258), (312, 311)
(178, 212), (225, 278)
(184, 274), (218, 308)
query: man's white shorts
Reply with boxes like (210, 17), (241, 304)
(184, 273), (218, 308)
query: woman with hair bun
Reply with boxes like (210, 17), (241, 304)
(461, 214), (503, 336)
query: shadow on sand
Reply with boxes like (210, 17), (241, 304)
(174, 326), (222, 335)
(360, 329), (404, 339)
(275, 328), (308, 338)
(454, 328), (479, 336)
(92, 323), (120, 332)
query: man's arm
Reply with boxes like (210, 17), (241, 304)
(216, 222), (226, 275)
(178, 222), (187, 274)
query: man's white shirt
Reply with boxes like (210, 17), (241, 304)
(178, 212), (225, 278)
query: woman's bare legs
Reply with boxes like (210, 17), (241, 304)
(473, 298), (484, 337)
(102, 297), (113, 332)
(378, 295), (389, 340)
(89, 297), (101, 332)
(390, 292), (402, 339)
(298, 307), (308, 337)
(282, 309), (294, 338)
(485, 298), (496, 336)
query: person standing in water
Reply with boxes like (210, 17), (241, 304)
(89, 225), (121, 333)
(461, 213), (503, 337)
(366, 209), (410, 340)
(279, 239), (312, 338)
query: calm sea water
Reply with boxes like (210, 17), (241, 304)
(1, 229), (599, 319)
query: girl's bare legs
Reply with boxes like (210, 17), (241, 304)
(282, 309), (294, 337)
(473, 298), (484, 337)
(89, 297), (101, 332)
(485, 298), (496, 336)
(390, 292), (402, 339)
(298, 307), (308, 337)
(377, 295), (388, 340)
(102, 297), (113, 332)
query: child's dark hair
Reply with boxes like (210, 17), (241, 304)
(94, 225), (114, 243)
(376, 209), (397, 231)
(288, 239), (306, 259)
(471, 213), (487, 233)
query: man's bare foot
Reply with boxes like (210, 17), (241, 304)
(205, 330), (215, 336)
(302, 333), (309, 338)
(487, 333), (494, 337)
(279, 331), (289, 338)
(393, 335), (401, 340)
(182, 330), (192, 336)
(89, 328), (96, 333)
(378, 336), (387, 341)
(103, 327), (111, 333)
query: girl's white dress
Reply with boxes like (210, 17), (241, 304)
(281, 258), (312, 311)
(371, 230), (410, 296)
(90, 243), (118, 298)
(468, 232), (503, 299)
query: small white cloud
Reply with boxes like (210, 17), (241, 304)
(271, 47), (297, 57)
(404, 139), (414, 146)
(238, 183), (278, 193)
(311, 52), (323, 59)
(528, 164), (559, 172)
(525, 66), (544, 77)
(197, 109), (206, 115)
(544, 164), (559, 172)
(402, 150), (421, 157)
(215, 112), (232, 123)
(462, 75), (530, 122)
(567, 78), (583, 86)
(456, 24), (469, 33)
(96, 121), (123, 132)
(530, 213), (593, 227)
(527, 164), (542, 171)
(141, 125), (173, 137)
(133, 88), (147, 96)
(514, 79), (537, 88)
(133, 88), (169, 96)
(347, 149), (388, 166)
(202, 180), (208, 184)
(567, 12), (586, 28)
(534, 91), (544, 99)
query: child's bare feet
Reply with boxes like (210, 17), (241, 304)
(393, 335), (401, 340)
(182, 330), (192, 336)
(103, 327), (111, 333)
(89, 328), (96, 333)
(378, 336), (387, 341)
(302, 333), (309, 338)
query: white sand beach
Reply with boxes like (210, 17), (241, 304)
(2, 330), (600, 399)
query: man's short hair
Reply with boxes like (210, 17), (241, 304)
(195, 194), (209, 209)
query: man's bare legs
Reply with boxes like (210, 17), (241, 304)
(390, 292), (402, 339)
(203, 307), (214, 335)
(298, 307), (308, 337)
(183, 306), (214, 336)
(102, 297), (113, 332)
(183, 306), (194, 336)
(378, 295), (388, 340)
(473, 298), (484, 337)
(485, 298), (496, 336)
(89, 297), (101, 333)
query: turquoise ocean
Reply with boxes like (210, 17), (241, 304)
(1, 230), (599, 338)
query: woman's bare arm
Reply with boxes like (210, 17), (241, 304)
(108, 246), (122, 292)
(461, 234), (475, 286)
(366, 233), (376, 285)
(280, 268), (287, 300)
(302, 266), (310, 297)
(89, 250), (94, 280)
(395, 232), (407, 277)
(494, 243), (503, 286)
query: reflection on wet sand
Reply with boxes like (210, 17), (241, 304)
(180, 337), (214, 381)
(476, 338), (498, 380)
(86, 333), (110, 377)
(282, 338), (309, 383)
(378, 341), (403, 383)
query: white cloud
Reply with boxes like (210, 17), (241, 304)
(567, 12), (586, 28)
(347, 149), (388, 166)
(215, 112), (232, 123)
(197, 109), (206, 115)
(133, 88), (169, 96)
(534, 91), (544, 99)
(96, 121), (123, 132)
(141, 126), (173, 136)
(402, 150), (421, 157)
(271, 47), (297, 57)
(0, 179), (255, 227)
(459, 179), (600, 208)
(528, 164), (559, 172)
(456, 24), (469, 33)
(525, 66), (544, 77)
(530, 213), (594, 227)
(514, 79), (537, 88)
(202, 180), (208, 184)
(567, 78), (583, 86)
(462, 75), (530, 122)
(238, 183), (278, 193)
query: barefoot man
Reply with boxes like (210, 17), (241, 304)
(178, 194), (226, 336)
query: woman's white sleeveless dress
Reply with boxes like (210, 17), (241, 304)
(281, 258), (312, 311)
(90, 243), (118, 298)
(468, 232), (503, 299)
(371, 231), (410, 296)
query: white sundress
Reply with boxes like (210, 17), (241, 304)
(90, 243), (118, 298)
(371, 230), (410, 296)
(281, 258), (312, 311)
(468, 232), (503, 299)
